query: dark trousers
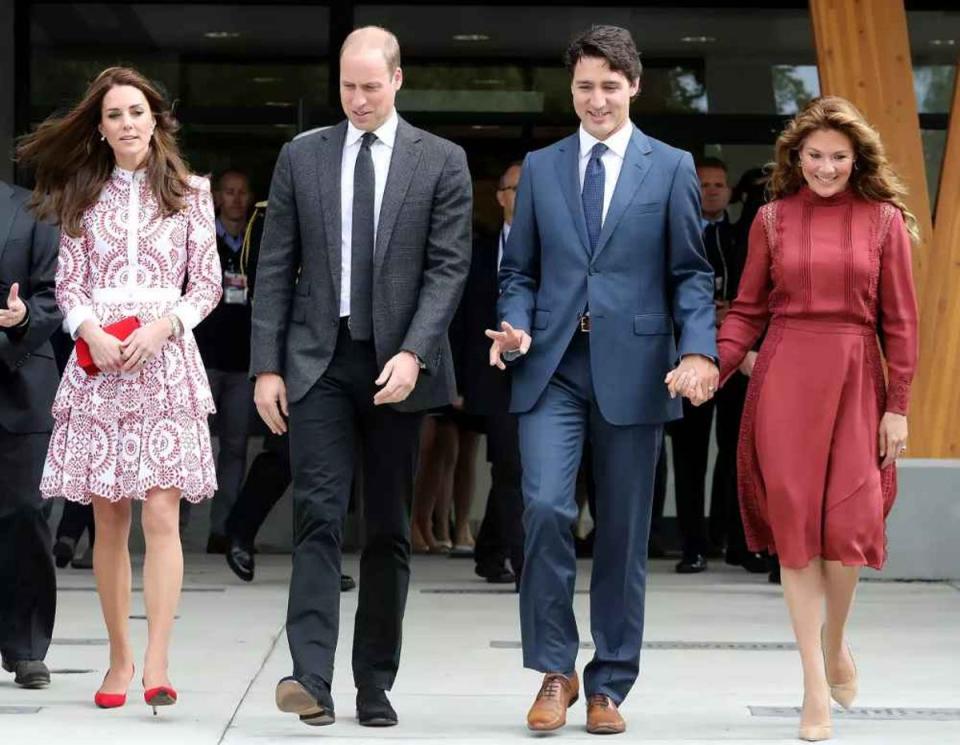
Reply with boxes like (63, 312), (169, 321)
(711, 373), (750, 556)
(0, 431), (56, 663)
(286, 321), (422, 697)
(56, 500), (95, 546)
(670, 397), (716, 557)
(226, 431), (291, 547)
(518, 331), (661, 703)
(473, 410), (524, 577)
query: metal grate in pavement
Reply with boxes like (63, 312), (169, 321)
(49, 669), (95, 675)
(422, 588), (587, 594)
(129, 615), (179, 620)
(750, 706), (960, 721)
(51, 638), (107, 646)
(491, 641), (796, 651)
(0, 707), (41, 715)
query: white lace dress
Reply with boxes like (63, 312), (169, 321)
(40, 167), (223, 503)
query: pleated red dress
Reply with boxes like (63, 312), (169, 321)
(717, 186), (918, 569)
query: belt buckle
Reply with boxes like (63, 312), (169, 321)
(579, 315), (591, 333)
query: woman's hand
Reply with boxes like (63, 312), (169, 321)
(739, 351), (758, 377)
(119, 318), (173, 373)
(78, 320), (124, 373)
(878, 412), (908, 469)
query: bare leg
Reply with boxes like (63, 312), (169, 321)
(431, 419), (459, 546)
(411, 418), (441, 551)
(452, 427), (480, 547)
(141, 487), (183, 690)
(822, 560), (859, 684)
(91, 496), (135, 693)
(780, 561), (831, 731)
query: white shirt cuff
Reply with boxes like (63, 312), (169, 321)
(65, 305), (97, 340)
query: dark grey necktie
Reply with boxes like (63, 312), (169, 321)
(350, 131), (376, 340)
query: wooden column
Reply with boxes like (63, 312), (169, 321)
(810, 0), (958, 457)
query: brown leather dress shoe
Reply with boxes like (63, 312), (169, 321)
(586, 694), (625, 735)
(527, 672), (579, 731)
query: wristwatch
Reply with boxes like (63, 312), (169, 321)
(167, 313), (184, 339)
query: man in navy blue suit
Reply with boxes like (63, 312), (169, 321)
(488, 26), (719, 735)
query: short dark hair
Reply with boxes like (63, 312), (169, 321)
(695, 157), (728, 174)
(564, 25), (642, 85)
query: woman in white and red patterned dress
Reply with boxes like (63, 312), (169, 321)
(19, 67), (221, 712)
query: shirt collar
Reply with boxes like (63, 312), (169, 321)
(578, 120), (633, 160)
(345, 108), (399, 150)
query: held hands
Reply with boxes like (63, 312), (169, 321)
(878, 412), (908, 469)
(0, 283), (27, 328)
(254, 373), (288, 435)
(119, 318), (174, 373)
(739, 351), (758, 378)
(374, 351), (421, 406)
(485, 321), (532, 370)
(664, 354), (720, 406)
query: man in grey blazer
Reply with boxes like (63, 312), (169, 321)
(0, 180), (61, 689)
(250, 26), (472, 727)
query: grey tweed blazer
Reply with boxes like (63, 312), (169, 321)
(250, 117), (473, 411)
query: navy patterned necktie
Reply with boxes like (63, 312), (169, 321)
(582, 142), (607, 254)
(350, 131), (377, 340)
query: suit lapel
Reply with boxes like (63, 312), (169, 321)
(0, 183), (18, 267)
(592, 126), (653, 261)
(555, 135), (590, 255)
(317, 121), (347, 304)
(374, 117), (423, 273)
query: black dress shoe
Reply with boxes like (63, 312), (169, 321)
(276, 676), (335, 726)
(675, 554), (708, 574)
(226, 539), (254, 582)
(768, 562), (782, 585)
(475, 562), (515, 584)
(356, 686), (398, 726)
(53, 537), (76, 568)
(2, 659), (50, 689)
(206, 533), (229, 555)
(726, 550), (769, 574)
(340, 574), (356, 592)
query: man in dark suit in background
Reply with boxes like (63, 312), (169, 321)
(457, 161), (524, 587)
(251, 26), (472, 728)
(0, 180), (61, 689)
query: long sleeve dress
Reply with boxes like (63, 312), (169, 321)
(717, 186), (918, 570)
(40, 167), (223, 503)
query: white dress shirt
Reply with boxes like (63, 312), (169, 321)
(340, 109), (399, 318)
(578, 121), (633, 226)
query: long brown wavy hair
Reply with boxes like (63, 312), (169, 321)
(16, 66), (193, 237)
(767, 95), (920, 243)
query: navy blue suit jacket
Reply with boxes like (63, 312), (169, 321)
(498, 125), (716, 425)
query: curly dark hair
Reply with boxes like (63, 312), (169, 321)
(564, 25), (642, 85)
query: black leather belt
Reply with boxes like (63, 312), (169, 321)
(578, 314), (591, 333)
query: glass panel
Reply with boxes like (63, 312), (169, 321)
(914, 66), (956, 114)
(921, 129), (948, 208)
(185, 63), (328, 109)
(772, 65), (820, 115)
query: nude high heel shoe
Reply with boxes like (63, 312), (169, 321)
(798, 691), (832, 742)
(821, 627), (858, 710)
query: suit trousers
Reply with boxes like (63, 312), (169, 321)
(710, 373), (750, 556)
(286, 321), (422, 697)
(670, 397), (716, 557)
(0, 430), (56, 663)
(473, 410), (524, 577)
(226, 431), (291, 547)
(518, 331), (662, 703)
(207, 369), (256, 536)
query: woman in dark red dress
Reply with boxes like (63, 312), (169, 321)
(692, 97), (918, 740)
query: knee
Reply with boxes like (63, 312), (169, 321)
(140, 495), (181, 541)
(93, 499), (132, 536)
(292, 497), (343, 546)
(523, 496), (576, 534)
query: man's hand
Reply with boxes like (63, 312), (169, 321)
(878, 412), (908, 469)
(739, 350), (758, 378)
(664, 354), (719, 406)
(485, 321), (532, 370)
(254, 373), (288, 435)
(374, 351), (421, 406)
(0, 283), (27, 328)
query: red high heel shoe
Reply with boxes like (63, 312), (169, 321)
(144, 683), (178, 715)
(94, 664), (134, 709)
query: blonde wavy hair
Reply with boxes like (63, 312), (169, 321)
(767, 96), (920, 243)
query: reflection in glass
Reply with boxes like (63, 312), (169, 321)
(913, 66), (956, 114)
(772, 65), (820, 115)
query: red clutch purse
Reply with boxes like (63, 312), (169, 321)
(75, 316), (141, 376)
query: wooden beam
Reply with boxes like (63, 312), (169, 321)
(809, 0), (953, 456)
